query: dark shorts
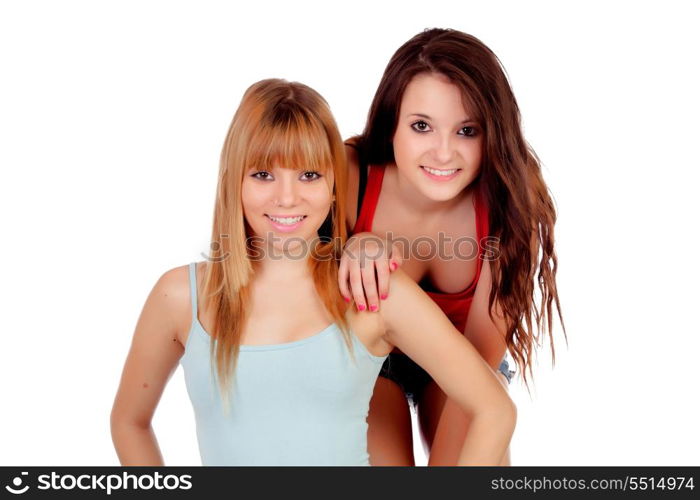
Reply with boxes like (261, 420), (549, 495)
(379, 353), (516, 407)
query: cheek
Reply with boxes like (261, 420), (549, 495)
(240, 184), (266, 216)
(392, 129), (419, 167)
(294, 184), (331, 223)
(459, 140), (483, 166)
(311, 189), (333, 214)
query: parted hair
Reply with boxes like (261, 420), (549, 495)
(355, 28), (565, 384)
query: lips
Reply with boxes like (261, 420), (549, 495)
(264, 214), (307, 233)
(265, 214), (306, 224)
(420, 166), (462, 181)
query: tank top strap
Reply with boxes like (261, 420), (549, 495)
(352, 165), (385, 234)
(345, 142), (369, 223)
(188, 262), (199, 321)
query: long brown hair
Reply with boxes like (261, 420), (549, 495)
(356, 28), (565, 384)
(201, 79), (351, 408)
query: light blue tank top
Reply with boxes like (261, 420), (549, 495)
(179, 263), (387, 465)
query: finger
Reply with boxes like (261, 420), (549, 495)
(375, 258), (391, 302)
(361, 260), (380, 312)
(337, 255), (352, 302)
(349, 264), (367, 311)
(389, 241), (404, 271)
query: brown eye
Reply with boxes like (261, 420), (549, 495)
(411, 120), (430, 132)
(459, 126), (478, 137)
(252, 171), (272, 180)
(301, 171), (322, 181)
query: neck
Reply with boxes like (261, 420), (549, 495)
(390, 165), (471, 216)
(253, 248), (313, 284)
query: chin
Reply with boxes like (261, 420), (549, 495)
(419, 185), (466, 202)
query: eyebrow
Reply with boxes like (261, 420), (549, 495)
(408, 113), (476, 124)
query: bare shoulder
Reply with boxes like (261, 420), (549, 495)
(385, 268), (430, 307)
(378, 268), (448, 336)
(386, 267), (423, 295)
(344, 142), (360, 230)
(145, 263), (194, 346)
(345, 305), (393, 357)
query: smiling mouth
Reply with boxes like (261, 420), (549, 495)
(265, 214), (307, 226)
(420, 166), (461, 176)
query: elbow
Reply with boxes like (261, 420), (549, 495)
(110, 402), (128, 433)
(110, 405), (121, 435)
(487, 364), (517, 432)
(492, 393), (517, 436)
(474, 391), (517, 436)
(110, 410), (130, 445)
(110, 406), (150, 437)
(502, 397), (517, 434)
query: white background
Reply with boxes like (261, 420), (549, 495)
(1, 0), (698, 466)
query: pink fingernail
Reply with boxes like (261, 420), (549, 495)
(343, 296), (351, 303)
(380, 294), (388, 300)
(369, 304), (378, 312)
(390, 262), (398, 271)
(357, 304), (366, 311)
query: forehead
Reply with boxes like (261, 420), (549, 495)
(400, 73), (470, 119)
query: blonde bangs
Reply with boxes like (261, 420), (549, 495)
(244, 108), (335, 176)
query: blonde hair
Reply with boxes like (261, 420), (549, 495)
(199, 79), (351, 409)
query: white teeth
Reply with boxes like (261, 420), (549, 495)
(423, 166), (459, 176)
(268, 215), (305, 225)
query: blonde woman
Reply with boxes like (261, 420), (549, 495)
(110, 79), (515, 465)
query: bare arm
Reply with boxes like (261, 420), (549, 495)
(463, 259), (509, 370)
(110, 267), (189, 465)
(428, 259), (512, 465)
(378, 269), (516, 466)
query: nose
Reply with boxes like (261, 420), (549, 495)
(432, 133), (454, 165)
(273, 172), (300, 207)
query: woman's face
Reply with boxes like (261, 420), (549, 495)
(392, 72), (483, 202)
(241, 162), (334, 254)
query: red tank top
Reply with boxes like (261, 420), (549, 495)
(352, 165), (490, 334)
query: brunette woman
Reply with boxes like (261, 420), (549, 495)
(339, 29), (563, 465)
